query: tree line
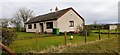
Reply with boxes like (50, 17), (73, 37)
(1, 7), (34, 31)
(1, 7), (34, 47)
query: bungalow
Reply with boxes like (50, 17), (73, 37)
(106, 24), (118, 30)
(25, 7), (85, 33)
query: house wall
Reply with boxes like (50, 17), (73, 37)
(57, 9), (84, 32)
(26, 20), (57, 33)
(109, 25), (117, 30)
(44, 20), (57, 33)
(26, 9), (84, 33)
(26, 23), (40, 32)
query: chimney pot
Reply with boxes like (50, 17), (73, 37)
(55, 7), (58, 12)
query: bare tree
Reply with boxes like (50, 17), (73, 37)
(93, 20), (99, 29)
(10, 15), (23, 31)
(16, 7), (34, 28)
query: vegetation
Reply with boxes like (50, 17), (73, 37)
(8, 30), (118, 53)
(15, 7), (34, 30)
(1, 7), (34, 30)
(1, 18), (9, 28)
(2, 28), (17, 46)
(80, 25), (91, 36)
(10, 17), (23, 31)
(61, 37), (118, 53)
(2, 7), (118, 54)
(91, 29), (117, 33)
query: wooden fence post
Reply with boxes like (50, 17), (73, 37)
(98, 28), (101, 40)
(64, 31), (67, 45)
(85, 30), (87, 43)
(108, 29), (110, 38)
(115, 29), (117, 37)
(35, 31), (38, 50)
(0, 43), (16, 55)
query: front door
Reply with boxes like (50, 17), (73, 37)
(40, 23), (44, 32)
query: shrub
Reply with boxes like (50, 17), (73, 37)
(58, 32), (63, 36)
(44, 31), (47, 34)
(79, 30), (90, 36)
(2, 28), (17, 46)
(75, 25), (83, 33)
(19, 28), (26, 32)
(79, 25), (91, 36)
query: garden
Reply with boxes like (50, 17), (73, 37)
(7, 29), (118, 53)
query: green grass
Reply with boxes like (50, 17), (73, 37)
(91, 29), (117, 33)
(8, 30), (118, 53)
(17, 32), (36, 38)
(61, 37), (118, 53)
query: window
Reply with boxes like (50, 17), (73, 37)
(46, 22), (53, 29)
(28, 24), (32, 29)
(34, 24), (36, 29)
(69, 21), (74, 27)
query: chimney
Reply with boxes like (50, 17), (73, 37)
(50, 9), (52, 12)
(55, 7), (58, 12)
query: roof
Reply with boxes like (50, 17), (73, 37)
(25, 7), (84, 24)
(105, 23), (119, 25)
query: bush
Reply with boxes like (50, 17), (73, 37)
(19, 28), (26, 32)
(80, 30), (90, 36)
(2, 28), (17, 46)
(79, 26), (91, 36)
(58, 32), (63, 36)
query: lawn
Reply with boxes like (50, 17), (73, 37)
(91, 29), (118, 33)
(8, 30), (118, 53)
(60, 37), (118, 53)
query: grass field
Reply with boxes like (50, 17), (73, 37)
(60, 37), (118, 53)
(8, 30), (118, 53)
(91, 29), (117, 33)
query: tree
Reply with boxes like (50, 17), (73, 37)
(1, 19), (9, 28)
(79, 25), (91, 36)
(16, 7), (34, 28)
(10, 16), (23, 31)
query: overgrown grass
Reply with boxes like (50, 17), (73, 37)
(61, 37), (118, 53)
(8, 30), (118, 53)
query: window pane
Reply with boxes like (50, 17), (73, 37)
(69, 21), (74, 27)
(34, 24), (36, 29)
(46, 22), (53, 29)
(28, 24), (32, 29)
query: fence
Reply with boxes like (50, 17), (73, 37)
(8, 27), (119, 53)
(63, 28), (118, 45)
(0, 43), (16, 55)
(33, 28), (119, 53)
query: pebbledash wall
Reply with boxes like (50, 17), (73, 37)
(26, 20), (57, 33)
(26, 9), (84, 33)
(57, 9), (83, 32)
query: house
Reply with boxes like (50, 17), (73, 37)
(108, 24), (118, 30)
(99, 24), (118, 30)
(88, 24), (118, 30)
(25, 7), (85, 33)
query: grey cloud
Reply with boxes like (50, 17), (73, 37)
(1, 1), (119, 24)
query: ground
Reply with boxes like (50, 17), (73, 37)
(38, 37), (118, 54)
(8, 30), (118, 53)
(61, 37), (118, 53)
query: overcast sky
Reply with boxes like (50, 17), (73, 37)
(0, 0), (119, 25)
